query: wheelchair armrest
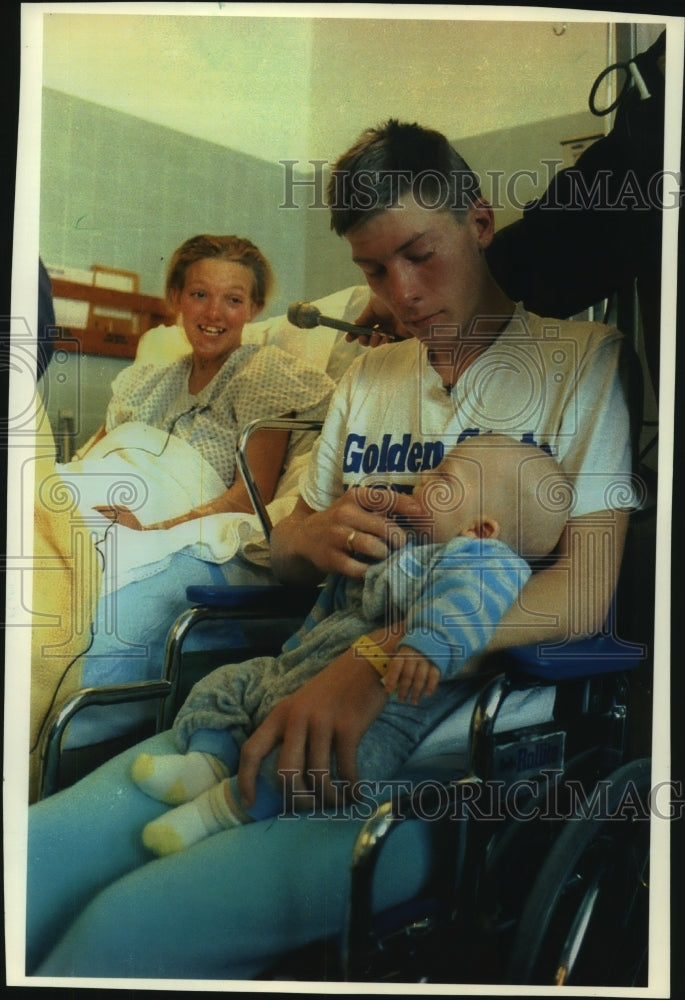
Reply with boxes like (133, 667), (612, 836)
(505, 632), (646, 681)
(236, 417), (323, 537)
(465, 633), (645, 777)
(185, 584), (320, 615)
(37, 678), (172, 801)
(157, 583), (322, 732)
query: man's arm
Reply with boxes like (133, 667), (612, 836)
(474, 509), (630, 658)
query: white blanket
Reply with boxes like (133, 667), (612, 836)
(58, 422), (296, 595)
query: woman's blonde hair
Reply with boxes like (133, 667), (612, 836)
(165, 234), (274, 311)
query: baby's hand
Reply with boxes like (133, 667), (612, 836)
(383, 647), (441, 705)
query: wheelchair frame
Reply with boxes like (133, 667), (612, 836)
(337, 663), (650, 985)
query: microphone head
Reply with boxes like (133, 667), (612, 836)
(287, 301), (321, 329)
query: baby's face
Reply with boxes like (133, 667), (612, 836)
(412, 453), (483, 543)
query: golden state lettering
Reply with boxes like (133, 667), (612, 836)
(343, 434), (445, 474)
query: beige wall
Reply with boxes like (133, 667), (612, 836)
(41, 12), (613, 163)
(37, 10), (636, 315)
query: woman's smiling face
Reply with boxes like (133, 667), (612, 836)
(172, 257), (258, 371)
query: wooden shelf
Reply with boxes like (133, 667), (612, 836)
(49, 276), (172, 359)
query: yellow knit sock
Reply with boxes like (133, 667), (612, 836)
(142, 778), (249, 856)
(131, 750), (229, 805)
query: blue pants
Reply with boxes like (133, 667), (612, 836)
(26, 731), (436, 980)
(64, 551), (277, 748)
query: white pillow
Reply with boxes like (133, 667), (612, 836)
(134, 322), (190, 366)
(135, 285), (370, 380)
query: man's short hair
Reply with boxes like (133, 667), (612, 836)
(327, 119), (482, 236)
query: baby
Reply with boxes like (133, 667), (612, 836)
(132, 434), (571, 855)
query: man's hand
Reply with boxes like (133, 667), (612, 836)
(383, 647), (441, 705)
(272, 489), (422, 584)
(237, 646), (389, 810)
(348, 294), (413, 347)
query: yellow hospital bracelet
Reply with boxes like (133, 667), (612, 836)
(353, 634), (393, 681)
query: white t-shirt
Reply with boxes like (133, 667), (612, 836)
(300, 304), (637, 519)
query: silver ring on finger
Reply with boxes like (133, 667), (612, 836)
(346, 530), (357, 554)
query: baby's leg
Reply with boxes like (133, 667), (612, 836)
(131, 729), (238, 805)
(142, 773), (283, 856)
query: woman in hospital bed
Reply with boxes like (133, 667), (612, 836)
(75, 233), (334, 530)
(30, 234), (335, 777)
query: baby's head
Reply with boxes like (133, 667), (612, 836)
(413, 435), (571, 560)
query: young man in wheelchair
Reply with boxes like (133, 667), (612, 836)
(25, 121), (640, 981)
(241, 119), (636, 814)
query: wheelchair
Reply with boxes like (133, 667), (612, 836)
(337, 650), (651, 986)
(36, 417), (656, 988)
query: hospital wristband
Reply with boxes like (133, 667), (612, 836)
(353, 634), (393, 681)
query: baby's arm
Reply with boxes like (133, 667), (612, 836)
(382, 648), (441, 705)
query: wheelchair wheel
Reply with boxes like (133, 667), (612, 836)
(476, 746), (624, 957)
(506, 756), (651, 986)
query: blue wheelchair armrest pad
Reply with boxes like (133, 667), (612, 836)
(185, 584), (320, 614)
(186, 585), (280, 607)
(507, 633), (646, 680)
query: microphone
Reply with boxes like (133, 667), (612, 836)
(287, 301), (400, 341)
